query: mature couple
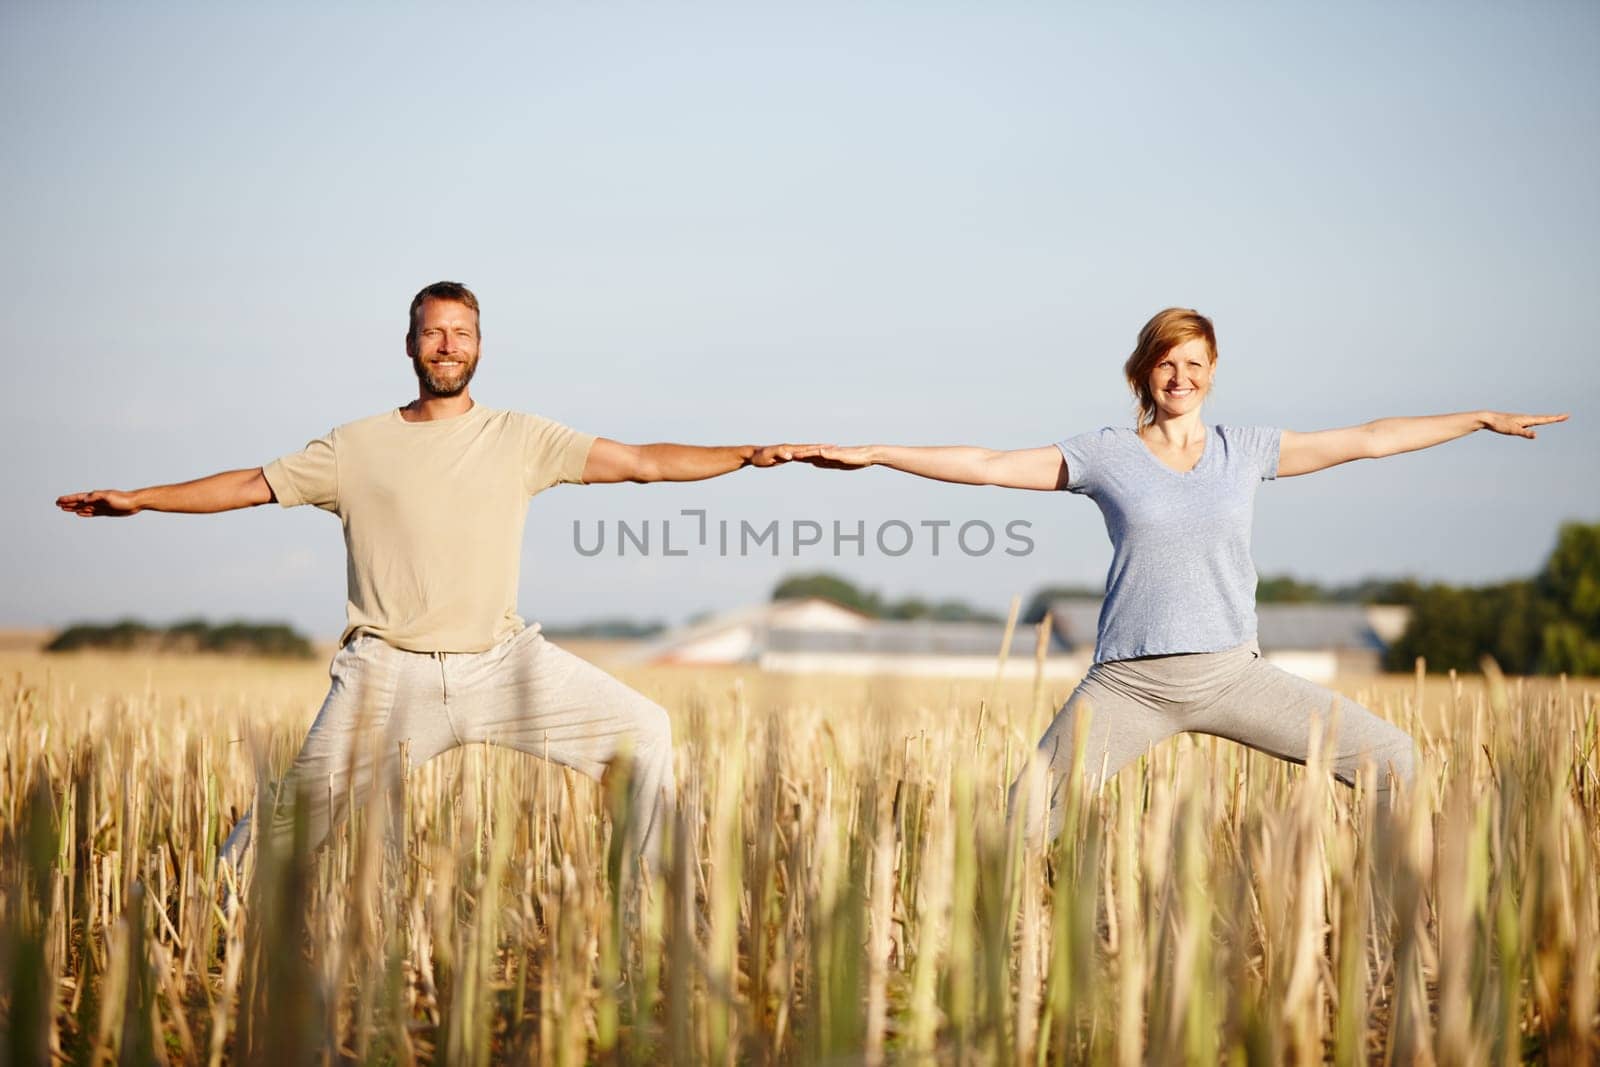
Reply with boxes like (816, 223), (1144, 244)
(58, 281), (1566, 871)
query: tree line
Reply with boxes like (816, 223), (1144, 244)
(45, 619), (315, 658)
(771, 573), (1004, 622)
(1384, 522), (1600, 674)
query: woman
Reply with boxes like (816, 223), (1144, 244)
(793, 308), (1566, 840)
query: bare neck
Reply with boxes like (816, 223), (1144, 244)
(1141, 409), (1207, 447)
(400, 390), (475, 423)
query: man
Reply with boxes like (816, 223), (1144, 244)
(57, 280), (799, 878)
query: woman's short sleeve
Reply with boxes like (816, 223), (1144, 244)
(1228, 426), (1282, 481)
(1055, 428), (1116, 494)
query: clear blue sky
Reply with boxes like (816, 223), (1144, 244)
(5, 3), (1596, 637)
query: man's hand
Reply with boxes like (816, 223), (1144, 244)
(583, 440), (830, 483)
(54, 469), (274, 516)
(56, 490), (140, 517)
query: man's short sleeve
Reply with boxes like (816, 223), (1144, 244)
(1055, 428), (1114, 495)
(524, 415), (597, 494)
(1229, 426), (1283, 482)
(263, 432), (338, 511)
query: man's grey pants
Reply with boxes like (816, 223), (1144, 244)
(1010, 640), (1418, 841)
(219, 626), (675, 874)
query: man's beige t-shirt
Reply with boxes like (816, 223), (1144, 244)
(263, 405), (595, 653)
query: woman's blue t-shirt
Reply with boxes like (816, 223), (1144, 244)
(1056, 424), (1282, 663)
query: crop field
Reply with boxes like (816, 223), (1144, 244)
(0, 646), (1596, 1064)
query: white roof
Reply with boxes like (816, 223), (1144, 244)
(631, 597), (870, 663)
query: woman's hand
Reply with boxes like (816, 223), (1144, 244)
(790, 443), (1067, 488)
(790, 445), (876, 470)
(1480, 412), (1569, 439)
(1280, 411), (1570, 477)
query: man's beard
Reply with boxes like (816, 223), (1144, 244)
(411, 354), (478, 398)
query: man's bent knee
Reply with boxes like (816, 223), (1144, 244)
(638, 701), (673, 754)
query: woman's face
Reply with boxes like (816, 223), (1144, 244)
(1147, 337), (1215, 421)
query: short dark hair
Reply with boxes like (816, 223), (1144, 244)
(407, 281), (481, 344)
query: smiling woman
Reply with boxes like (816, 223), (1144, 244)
(790, 307), (1568, 841)
(1123, 309), (1218, 473)
(1125, 308), (1216, 427)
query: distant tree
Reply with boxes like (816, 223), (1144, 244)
(885, 598), (1001, 623)
(46, 619), (153, 652)
(544, 619), (668, 639)
(1385, 582), (1552, 675)
(935, 600), (1003, 623)
(1332, 578), (1425, 605)
(45, 618), (314, 658)
(1540, 621), (1600, 676)
(1256, 574), (1327, 603)
(1385, 522), (1600, 675)
(772, 572), (998, 622)
(204, 621), (314, 658)
(884, 596), (926, 620)
(1384, 585), (1483, 673)
(1491, 583), (1561, 674)
(772, 572), (883, 615)
(166, 617), (213, 653)
(1257, 575), (1423, 604)
(1536, 522), (1600, 673)
(1537, 522), (1600, 629)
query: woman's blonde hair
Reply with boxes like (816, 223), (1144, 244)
(1124, 308), (1217, 429)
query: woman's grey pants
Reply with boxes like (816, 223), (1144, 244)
(219, 626), (675, 875)
(1010, 640), (1417, 841)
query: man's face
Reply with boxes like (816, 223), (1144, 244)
(407, 298), (481, 398)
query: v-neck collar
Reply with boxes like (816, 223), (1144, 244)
(1132, 425), (1210, 476)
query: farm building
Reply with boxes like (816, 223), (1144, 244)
(759, 618), (1085, 679)
(1048, 598), (1411, 682)
(629, 597), (871, 665)
(632, 596), (1080, 678)
(635, 596), (1412, 682)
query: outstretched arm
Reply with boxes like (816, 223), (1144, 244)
(1278, 411), (1568, 478)
(56, 468), (275, 517)
(581, 439), (804, 484)
(792, 444), (1069, 491)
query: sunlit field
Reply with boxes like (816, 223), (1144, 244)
(1, 645), (1596, 1064)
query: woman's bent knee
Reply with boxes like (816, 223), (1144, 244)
(1384, 735), (1419, 789)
